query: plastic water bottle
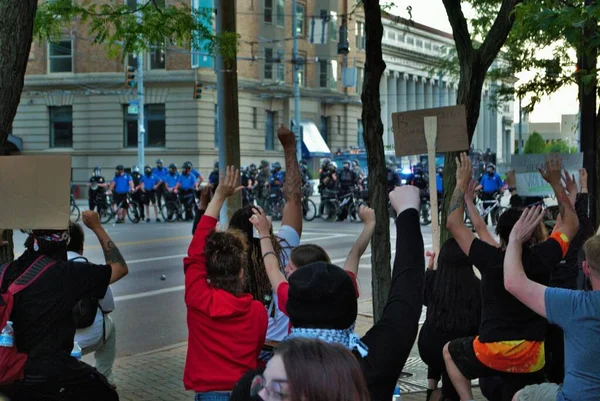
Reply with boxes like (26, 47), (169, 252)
(71, 341), (82, 360)
(392, 386), (401, 401)
(0, 321), (14, 348)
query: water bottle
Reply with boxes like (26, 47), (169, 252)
(0, 321), (14, 348)
(392, 386), (401, 401)
(71, 341), (82, 360)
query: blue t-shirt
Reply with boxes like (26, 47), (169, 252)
(164, 173), (179, 189)
(113, 174), (132, 194)
(190, 169), (202, 180)
(178, 173), (197, 190)
(141, 174), (159, 191)
(545, 287), (600, 401)
(152, 166), (168, 181)
(480, 173), (503, 194)
(436, 173), (443, 193)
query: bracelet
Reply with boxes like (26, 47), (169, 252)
(260, 236), (271, 241)
(262, 251), (277, 260)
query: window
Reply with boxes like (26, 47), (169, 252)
(433, 44), (440, 52)
(297, 52), (306, 86)
(424, 42), (432, 50)
(214, 104), (219, 147)
(48, 40), (73, 73)
(387, 30), (395, 40)
(264, 48), (273, 80)
(253, 107), (258, 129)
(149, 45), (165, 69)
(357, 119), (364, 148)
(127, 54), (138, 69)
(276, 49), (285, 81)
(356, 66), (364, 93)
(276, 0), (284, 26)
(355, 22), (365, 50)
(49, 106), (73, 148)
(124, 104), (166, 148)
(329, 11), (338, 40)
(265, 111), (276, 150)
(320, 116), (329, 144)
(503, 105), (510, 113)
(319, 59), (328, 88)
(264, 0), (273, 23)
(337, 115), (341, 134)
(296, 4), (305, 36)
(416, 39), (423, 47)
(330, 60), (338, 89)
(406, 36), (414, 45)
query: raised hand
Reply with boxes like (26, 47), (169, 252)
(214, 166), (244, 200)
(538, 154), (563, 187)
(426, 250), (436, 270)
(505, 170), (516, 188)
(562, 169), (577, 196)
(198, 185), (212, 210)
(82, 210), (101, 231)
(249, 206), (272, 237)
(277, 125), (296, 149)
(509, 206), (544, 245)
(358, 205), (376, 225)
(389, 185), (421, 216)
(455, 152), (472, 185)
(464, 179), (482, 202)
(579, 168), (588, 192)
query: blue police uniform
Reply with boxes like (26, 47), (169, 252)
(190, 169), (202, 180)
(141, 174), (159, 190)
(269, 171), (285, 188)
(164, 173), (180, 190)
(178, 173), (197, 191)
(152, 167), (168, 181)
(436, 173), (443, 193)
(480, 173), (503, 194)
(113, 174), (132, 194)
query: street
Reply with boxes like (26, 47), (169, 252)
(13, 217), (434, 358)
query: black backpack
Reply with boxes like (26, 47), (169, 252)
(70, 257), (102, 329)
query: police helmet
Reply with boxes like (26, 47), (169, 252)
(168, 163), (177, 170)
(144, 165), (152, 175)
(260, 160), (269, 168)
(321, 158), (331, 168)
(214, 161), (219, 170)
(93, 166), (102, 177)
(343, 160), (351, 168)
(487, 163), (496, 170)
(185, 161), (193, 168)
(437, 165), (444, 174)
(328, 161), (338, 171)
(132, 165), (140, 173)
(183, 161), (192, 170)
(352, 160), (359, 167)
(272, 162), (281, 171)
(116, 164), (124, 171)
(156, 159), (164, 165)
(249, 163), (257, 172)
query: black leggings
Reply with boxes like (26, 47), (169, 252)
(359, 209), (424, 401)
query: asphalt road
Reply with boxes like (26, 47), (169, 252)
(13, 217), (433, 358)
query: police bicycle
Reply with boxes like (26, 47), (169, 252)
(161, 193), (187, 222)
(301, 182), (317, 222)
(320, 189), (364, 222)
(70, 189), (81, 223)
(100, 193), (143, 224)
(464, 191), (506, 227)
(266, 188), (285, 221)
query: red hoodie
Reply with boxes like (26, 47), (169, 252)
(183, 215), (267, 392)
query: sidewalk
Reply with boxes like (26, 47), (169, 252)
(110, 299), (485, 401)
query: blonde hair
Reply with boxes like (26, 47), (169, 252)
(583, 235), (600, 274)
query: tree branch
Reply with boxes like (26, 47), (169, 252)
(478, 0), (522, 69)
(442, 0), (474, 64)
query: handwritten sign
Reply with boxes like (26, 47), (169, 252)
(391, 105), (469, 157)
(510, 153), (583, 197)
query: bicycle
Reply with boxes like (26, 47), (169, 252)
(70, 193), (81, 223)
(265, 188), (285, 221)
(473, 192), (506, 226)
(301, 183), (317, 222)
(101, 193), (141, 224)
(161, 193), (185, 222)
(320, 189), (364, 222)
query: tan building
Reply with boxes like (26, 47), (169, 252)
(10, 0), (366, 186)
(513, 113), (579, 149)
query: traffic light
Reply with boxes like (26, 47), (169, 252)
(193, 80), (203, 100)
(125, 65), (136, 88)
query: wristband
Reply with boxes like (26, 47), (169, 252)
(260, 236), (271, 241)
(262, 251), (277, 260)
(550, 231), (570, 258)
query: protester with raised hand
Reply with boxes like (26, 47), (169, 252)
(444, 153), (579, 401)
(183, 166), (268, 401)
(505, 208), (600, 401)
(464, 179), (500, 247)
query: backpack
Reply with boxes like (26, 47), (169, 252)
(0, 256), (56, 385)
(70, 256), (102, 329)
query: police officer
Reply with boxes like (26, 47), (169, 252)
(436, 165), (444, 202)
(269, 162), (285, 192)
(177, 162), (198, 221)
(409, 162), (429, 196)
(338, 161), (358, 220)
(108, 165), (133, 224)
(141, 165), (162, 223)
(88, 166), (108, 213)
(131, 165), (145, 220)
(479, 163), (503, 201)
(240, 166), (254, 206)
(186, 161), (203, 185)
(255, 160), (270, 208)
(152, 159), (168, 208)
(386, 160), (400, 194)
(352, 160), (365, 189)
(208, 161), (219, 186)
(164, 163), (181, 220)
(318, 158), (331, 194)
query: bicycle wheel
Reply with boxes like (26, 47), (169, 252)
(127, 202), (141, 223)
(320, 200), (337, 221)
(302, 199), (317, 222)
(420, 201), (432, 226)
(161, 202), (179, 222)
(99, 204), (114, 224)
(494, 206), (507, 225)
(70, 202), (81, 223)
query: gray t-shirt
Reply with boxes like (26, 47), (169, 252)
(545, 287), (600, 401)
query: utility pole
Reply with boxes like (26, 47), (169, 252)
(136, 0), (145, 169)
(292, 0), (302, 161)
(216, 0), (241, 221)
(518, 94), (523, 154)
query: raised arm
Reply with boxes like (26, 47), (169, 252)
(278, 125), (303, 237)
(250, 206), (287, 290)
(343, 205), (376, 275)
(504, 206), (548, 317)
(551, 169), (578, 233)
(82, 210), (128, 285)
(464, 179), (499, 247)
(539, 155), (579, 240)
(446, 152), (476, 256)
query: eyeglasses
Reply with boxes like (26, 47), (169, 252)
(250, 375), (290, 401)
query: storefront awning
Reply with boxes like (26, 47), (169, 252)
(301, 121), (331, 158)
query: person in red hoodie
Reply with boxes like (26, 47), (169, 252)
(184, 166), (268, 401)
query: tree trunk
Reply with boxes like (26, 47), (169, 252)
(0, 0), (37, 152)
(0, 230), (15, 264)
(362, 0), (389, 322)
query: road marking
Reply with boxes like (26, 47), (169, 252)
(300, 233), (351, 243)
(127, 254), (187, 264)
(115, 286), (185, 302)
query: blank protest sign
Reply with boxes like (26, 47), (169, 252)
(0, 155), (71, 230)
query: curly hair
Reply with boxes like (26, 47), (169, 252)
(229, 205), (287, 306)
(204, 229), (248, 296)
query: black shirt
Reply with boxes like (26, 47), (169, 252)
(468, 238), (562, 342)
(89, 176), (106, 192)
(7, 252), (111, 380)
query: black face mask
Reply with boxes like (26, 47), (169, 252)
(344, 166), (350, 170)
(487, 171), (494, 176)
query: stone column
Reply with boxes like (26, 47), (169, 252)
(450, 85), (457, 106)
(387, 72), (398, 144)
(397, 73), (408, 112)
(432, 79), (440, 108)
(476, 93), (485, 151)
(407, 75), (416, 110)
(416, 77), (425, 110)
(483, 91), (491, 151)
(425, 78), (434, 109)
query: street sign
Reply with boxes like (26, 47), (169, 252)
(128, 101), (139, 115)
(391, 105), (469, 157)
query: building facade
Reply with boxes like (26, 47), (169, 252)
(12, 0), (366, 185)
(513, 113), (579, 149)
(379, 14), (516, 165)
